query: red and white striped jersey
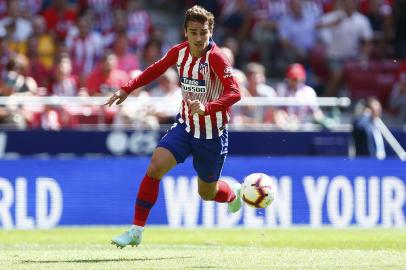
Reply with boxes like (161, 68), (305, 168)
(122, 40), (241, 139)
(65, 32), (105, 76)
(127, 10), (152, 49)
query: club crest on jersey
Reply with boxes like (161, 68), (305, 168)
(199, 62), (208, 75)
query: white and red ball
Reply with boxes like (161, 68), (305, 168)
(241, 173), (274, 208)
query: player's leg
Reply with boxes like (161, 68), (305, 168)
(133, 147), (177, 227)
(197, 177), (242, 213)
(192, 131), (242, 213)
(112, 123), (191, 248)
(112, 147), (178, 249)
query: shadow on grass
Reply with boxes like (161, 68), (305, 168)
(22, 256), (193, 264)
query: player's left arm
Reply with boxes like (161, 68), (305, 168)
(204, 50), (241, 115)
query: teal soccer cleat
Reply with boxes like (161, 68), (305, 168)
(228, 182), (242, 213)
(111, 226), (143, 249)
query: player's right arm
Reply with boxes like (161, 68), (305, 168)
(105, 45), (180, 107)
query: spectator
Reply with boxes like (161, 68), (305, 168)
(0, 1), (33, 43)
(126, 1), (153, 51)
(26, 35), (50, 89)
(78, 0), (125, 34)
(41, 0), (77, 43)
(0, 54), (38, 129)
(0, 0), (7, 20)
(0, 54), (37, 96)
(317, 0), (373, 96)
(221, 36), (242, 69)
(19, 0), (44, 17)
(352, 96), (386, 159)
(278, 0), (319, 71)
(140, 38), (163, 70)
(234, 62), (276, 124)
(113, 33), (140, 73)
(0, 27), (14, 76)
(30, 15), (57, 71)
(252, 0), (285, 71)
(149, 68), (182, 124)
(85, 51), (129, 96)
(46, 54), (87, 130)
(102, 9), (128, 49)
(218, 0), (255, 44)
(363, 0), (394, 58)
(65, 15), (105, 84)
(49, 54), (82, 96)
(245, 62), (276, 98)
(272, 63), (328, 130)
(112, 69), (159, 130)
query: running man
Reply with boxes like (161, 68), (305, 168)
(105, 5), (243, 249)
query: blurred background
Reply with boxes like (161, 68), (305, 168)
(0, 0), (405, 157)
(0, 0), (405, 229)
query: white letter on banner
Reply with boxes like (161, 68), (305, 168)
(36, 177), (63, 229)
(303, 176), (328, 227)
(15, 177), (34, 229)
(244, 205), (264, 228)
(265, 176), (292, 227)
(355, 176), (379, 227)
(163, 176), (200, 227)
(218, 177), (241, 227)
(202, 201), (215, 227)
(0, 178), (13, 229)
(327, 176), (353, 227)
(382, 177), (405, 227)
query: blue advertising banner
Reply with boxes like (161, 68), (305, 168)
(0, 130), (357, 156)
(1, 129), (405, 157)
(0, 157), (405, 229)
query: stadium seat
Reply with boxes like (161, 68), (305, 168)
(380, 59), (400, 73)
(344, 60), (397, 106)
(309, 47), (330, 84)
(374, 72), (397, 106)
(344, 61), (378, 100)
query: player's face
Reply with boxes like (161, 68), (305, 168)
(185, 21), (212, 57)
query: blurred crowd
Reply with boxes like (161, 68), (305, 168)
(0, 0), (405, 131)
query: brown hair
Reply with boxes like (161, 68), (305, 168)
(184, 5), (214, 32)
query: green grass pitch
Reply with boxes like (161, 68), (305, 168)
(1, 227), (405, 269)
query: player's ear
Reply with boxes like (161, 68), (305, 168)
(184, 29), (187, 39)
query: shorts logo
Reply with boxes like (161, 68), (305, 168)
(199, 62), (208, 75)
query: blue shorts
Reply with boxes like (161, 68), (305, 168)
(157, 122), (228, 183)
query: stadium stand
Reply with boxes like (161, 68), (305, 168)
(0, 0), (403, 131)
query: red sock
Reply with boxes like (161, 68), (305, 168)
(213, 180), (236, 203)
(133, 175), (160, 226)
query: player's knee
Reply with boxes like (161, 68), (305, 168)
(147, 160), (167, 179)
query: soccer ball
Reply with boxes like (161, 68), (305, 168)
(241, 173), (274, 208)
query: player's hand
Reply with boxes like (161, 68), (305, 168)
(187, 99), (205, 115)
(104, 89), (128, 107)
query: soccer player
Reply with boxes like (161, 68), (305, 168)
(105, 5), (243, 249)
